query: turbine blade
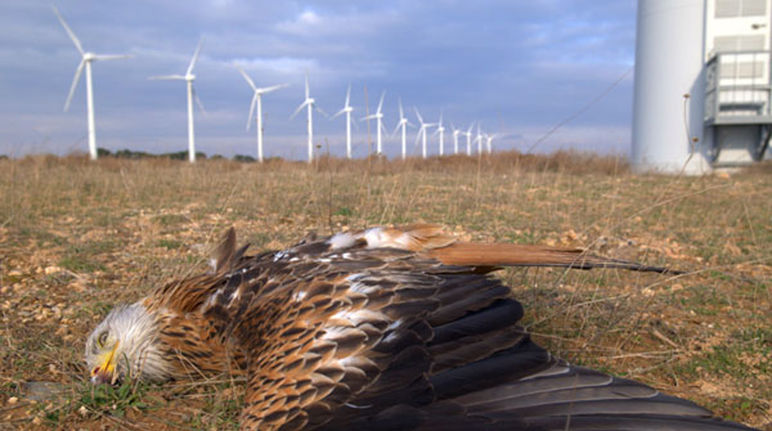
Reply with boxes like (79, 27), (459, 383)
(258, 83), (289, 94)
(52, 6), (84, 55)
(148, 74), (187, 80)
(246, 94), (257, 130)
(193, 86), (206, 114)
(414, 107), (423, 124)
(345, 83), (351, 108)
(187, 37), (204, 75)
(332, 108), (346, 119)
(304, 73), (310, 99)
(236, 65), (257, 91)
(377, 91), (385, 114)
(64, 59), (85, 112)
(291, 101), (309, 119)
(94, 54), (131, 61)
(392, 121), (401, 136)
(315, 105), (329, 118)
(398, 98), (404, 119)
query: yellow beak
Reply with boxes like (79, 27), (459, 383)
(91, 341), (119, 384)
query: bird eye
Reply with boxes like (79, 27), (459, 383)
(96, 331), (109, 348)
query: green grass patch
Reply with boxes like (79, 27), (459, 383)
(156, 239), (183, 249)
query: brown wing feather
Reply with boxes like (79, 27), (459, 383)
(425, 242), (681, 273)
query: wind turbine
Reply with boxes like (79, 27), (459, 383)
(475, 124), (484, 154)
(149, 38), (205, 163)
(451, 123), (461, 155)
(414, 108), (436, 159)
(433, 112), (445, 156)
(484, 133), (498, 154)
(53, 6), (130, 160)
(292, 72), (326, 163)
(331, 84), (355, 159)
(236, 66), (288, 163)
(362, 91), (386, 155)
(392, 98), (414, 160)
(463, 124), (474, 156)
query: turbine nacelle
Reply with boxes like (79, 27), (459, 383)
(333, 106), (354, 118)
(362, 112), (383, 121)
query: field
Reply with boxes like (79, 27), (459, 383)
(0, 152), (769, 430)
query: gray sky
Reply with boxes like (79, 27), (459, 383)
(0, 0), (637, 159)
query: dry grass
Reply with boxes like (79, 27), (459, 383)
(0, 152), (769, 430)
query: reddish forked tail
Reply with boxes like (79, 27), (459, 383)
(426, 242), (682, 274)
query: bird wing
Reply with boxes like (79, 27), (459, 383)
(188, 225), (749, 431)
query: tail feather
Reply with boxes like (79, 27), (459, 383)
(425, 242), (681, 274)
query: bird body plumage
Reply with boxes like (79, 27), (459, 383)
(85, 225), (757, 430)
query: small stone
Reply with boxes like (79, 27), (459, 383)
(7, 396), (18, 404)
(22, 381), (66, 402)
(44, 266), (63, 275)
(78, 405), (88, 417)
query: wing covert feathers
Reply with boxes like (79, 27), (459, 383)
(154, 225), (752, 430)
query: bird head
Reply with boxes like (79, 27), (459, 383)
(85, 302), (170, 385)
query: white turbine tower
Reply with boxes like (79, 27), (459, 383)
(414, 108), (436, 159)
(53, 6), (130, 160)
(292, 73), (326, 163)
(484, 133), (498, 154)
(392, 98), (414, 160)
(236, 66), (288, 163)
(475, 124), (483, 154)
(149, 38), (205, 163)
(331, 84), (355, 159)
(362, 91), (386, 155)
(433, 112), (445, 156)
(463, 124), (474, 156)
(451, 123), (461, 155)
